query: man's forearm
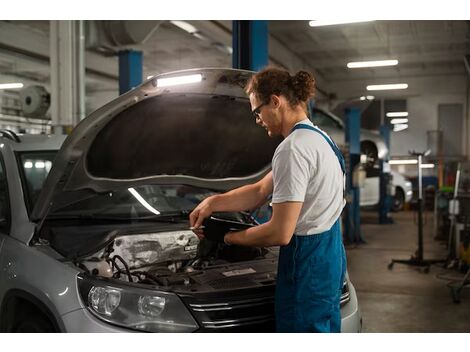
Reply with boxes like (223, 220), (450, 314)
(209, 183), (268, 213)
(223, 202), (302, 247)
(224, 221), (290, 247)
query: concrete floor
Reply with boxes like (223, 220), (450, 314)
(346, 210), (470, 332)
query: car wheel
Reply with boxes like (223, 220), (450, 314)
(392, 187), (405, 212)
(13, 314), (54, 333)
(360, 141), (379, 167)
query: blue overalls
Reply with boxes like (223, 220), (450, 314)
(275, 124), (347, 333)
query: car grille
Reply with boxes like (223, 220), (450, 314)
(340, 280), (350, 306)
(181, 288), (276, 332)
(180, 280), (350, 332)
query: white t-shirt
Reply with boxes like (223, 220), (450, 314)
(271, 118), (345, 235)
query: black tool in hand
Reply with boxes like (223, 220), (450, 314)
(200, 216), (254, 243)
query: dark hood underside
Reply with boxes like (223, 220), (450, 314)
(87, 94), (280, 180)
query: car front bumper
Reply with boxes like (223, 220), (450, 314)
(405, 186), (413, 203)
(341, 282), (362, 333)
(61, 308), (131, 333)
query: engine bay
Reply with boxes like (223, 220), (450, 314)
(78, 229), (278, 293)
(40, 215), (278, 293)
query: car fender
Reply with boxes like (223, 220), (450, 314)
(0, 288), (64, 332)
(0, 236), (83, 330)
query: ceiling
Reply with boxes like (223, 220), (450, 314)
(269, 20), (470, 83)
(0, 20), (469, 105)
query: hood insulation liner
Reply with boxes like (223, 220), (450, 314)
(87, 94), (281, 180)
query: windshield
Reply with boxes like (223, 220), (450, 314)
(19, 151), (57, 212)
(17, 152), (219, 218)
(51, 184), (218, 219)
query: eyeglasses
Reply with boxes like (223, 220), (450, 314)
(251, 102), (267, 120)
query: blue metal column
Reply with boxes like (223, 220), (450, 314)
(232, 20), (270, 224)
(118, 49), (143, 95)
(379, 122), (394, 224)
(345, 107), (365, 244)
(232, 20), (268, 71)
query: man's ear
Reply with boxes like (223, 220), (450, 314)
(271, 95), (281, 108)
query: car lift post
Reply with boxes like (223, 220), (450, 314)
(118, 49), (143, 95)
(344, 107), (365, 244)
(232, 21), (268, 71)
(379, 122), (394, 224)
(232, 20), (270, 224)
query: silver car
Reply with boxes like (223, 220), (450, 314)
(0, 68), (361, 333)
(310, 107), (388, 165)
(390, 170), (413, 211)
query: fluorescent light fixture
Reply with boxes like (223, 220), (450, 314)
(393, 124), (408, 132)
(387, 111), (408, 117)
(390, 118), (409, 124)
(0, 83), (24, 90)
(193, 32), (208, 41)
(347, 60), (398, 69)
(24, 161), (33, 169)
(157, 74), (202, 87)
(170, 20), (197, 34)
(367, 83), (408, 91)
(147, 75), (154, 80)
(359, 95), (375, 101)
(389, 160), (435, 168)
(389, 159), (417, 165)
(128, 188), (161, 215)
(309, 20), (374, 27)
(35, 161), (45, 169)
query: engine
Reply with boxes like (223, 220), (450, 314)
(79, 229), (276, 291)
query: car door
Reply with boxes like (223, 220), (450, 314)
(360, 166), (380, 206)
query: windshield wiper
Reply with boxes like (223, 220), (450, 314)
(46, 210), (192, 223)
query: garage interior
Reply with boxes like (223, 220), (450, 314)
(0, 19), (470, 333)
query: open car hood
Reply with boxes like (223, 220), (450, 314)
(31, 68), (282, 222)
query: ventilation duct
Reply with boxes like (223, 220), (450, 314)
(86, 21), (164, 50)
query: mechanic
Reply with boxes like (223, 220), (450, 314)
(189, 67), (347, 333)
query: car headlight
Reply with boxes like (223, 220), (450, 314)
(88, 287), (121, 316)
(405, 181), (412, 187)
(77, 274), (198, 332)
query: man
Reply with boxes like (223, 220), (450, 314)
(189, 67), (346, 333)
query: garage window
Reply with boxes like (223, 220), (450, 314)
(18, 151), (57, 212)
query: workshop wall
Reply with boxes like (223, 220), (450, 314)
(327, 74), (468, 160)
(390, 92), (467, 157)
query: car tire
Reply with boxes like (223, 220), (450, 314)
(392, 187), (405, 212)
(360, 141), (379, 167)
(13, 313), (54, 333)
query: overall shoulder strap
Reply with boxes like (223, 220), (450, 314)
(290, 124), (346, 175)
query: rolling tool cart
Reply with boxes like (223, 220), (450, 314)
(448, 220), (470, 303)
(437, 162), (470, 302)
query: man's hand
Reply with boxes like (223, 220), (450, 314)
(189, 196), (216, 239)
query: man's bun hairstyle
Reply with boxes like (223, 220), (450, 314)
(246, 66), (316, 107)
(290, 70), (315, 103)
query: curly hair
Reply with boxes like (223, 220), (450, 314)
(245, 66), (315, 107)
